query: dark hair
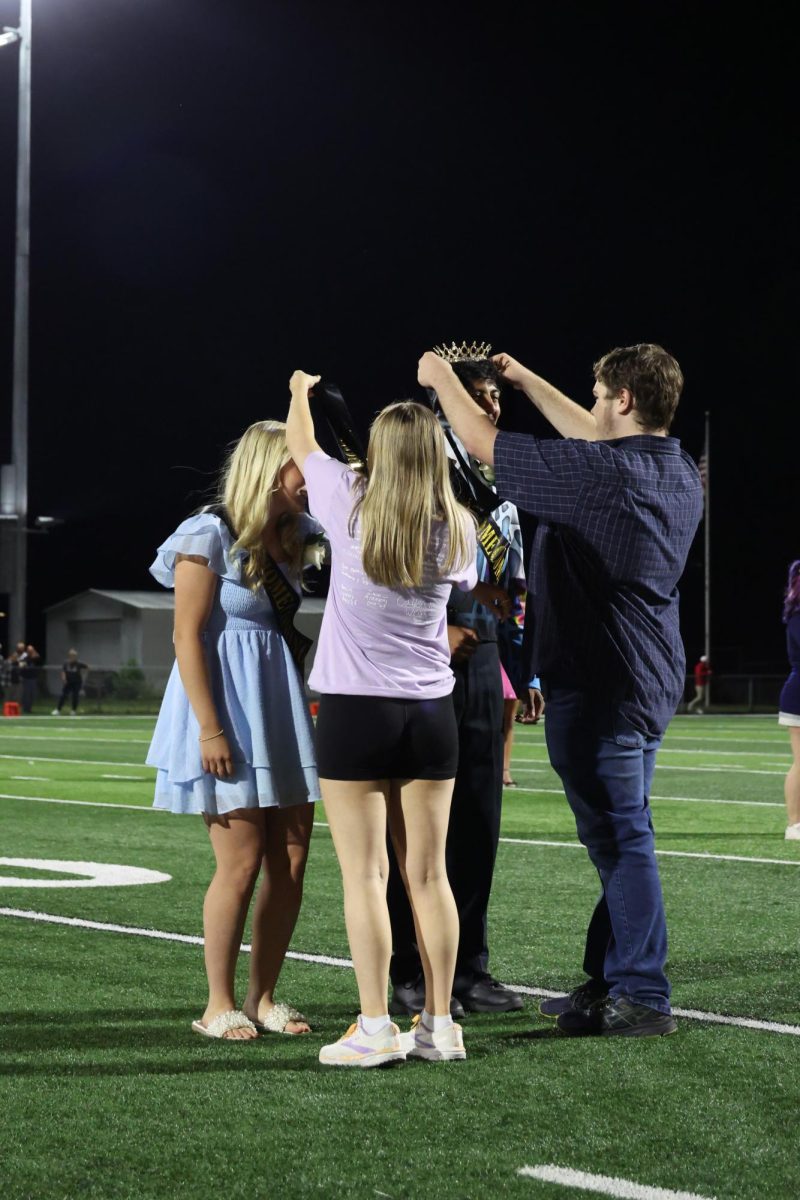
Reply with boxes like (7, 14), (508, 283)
(593, 343), (684, 432)
(783, 560), (800, 622)
(452, 359), (503, 392)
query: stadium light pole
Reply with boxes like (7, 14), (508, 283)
(703, 410), (711, 702)
(1, 1), (31, 647)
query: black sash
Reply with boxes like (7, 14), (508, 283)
(209, 506), (312, 673)
(309, 380), (368, 472)
(258, 552), (313, 672)
(423, 389), (512, 584)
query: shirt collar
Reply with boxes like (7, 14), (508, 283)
(603, 435), (682, 453)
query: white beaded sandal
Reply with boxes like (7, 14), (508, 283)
(254, 1003), (310, 1035)
(191, 1010), (258, 1039)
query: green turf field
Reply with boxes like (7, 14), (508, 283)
(1, 714), (797, 1200)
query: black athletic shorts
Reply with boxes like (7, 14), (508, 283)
(315, 693), (458, 781)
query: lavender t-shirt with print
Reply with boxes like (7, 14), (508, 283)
(304, 451), (478, 699)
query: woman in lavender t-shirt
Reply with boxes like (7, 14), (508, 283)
(287, 370), (479, 1067)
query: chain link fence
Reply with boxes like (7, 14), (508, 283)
(681, 674), (785, 713)
(2, 663), (172, 715)
(1, 666), (789, 717)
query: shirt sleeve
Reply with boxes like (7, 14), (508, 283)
(450, 518), (479, 591)
(149, 513), (240, 589)
(303, 450), (357, 538)
(493, 431), (591, 524)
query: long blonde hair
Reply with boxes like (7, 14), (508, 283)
(215, 420), (303, 588)
(349, 401), (475, 588)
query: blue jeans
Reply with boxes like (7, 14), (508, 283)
(544, 687), (671, 1013)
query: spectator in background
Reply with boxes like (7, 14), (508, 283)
(779, 560), (800, 841)
(8, 642), (24, 705)
(19, 644), (42, 714)
(687, 654), (712, 713)
(0, 645), (11, 703)
(52, 649), (89, 716)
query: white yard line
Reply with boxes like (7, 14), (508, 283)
(517, 1164), (716, 1199)
(4, 715), (156, 721)
(1, 906), (797, 1039)
(0, 751), (787, 778)
(0, 793), (159, 813)
(512, 760), (786, 777)
(499, 835), (800, 867)
(2, 794), (793, 859)
(100, 775), (147, 781)
(654, 766), (785, 777)
(0, 734), (151, 745)
(648, 793), (783, 809)
(509, 984), (800, 1032)
(507, 783), (784, 809)
(664, 734), (787, 742)
(0, 907), (351, 964)
(0, 754), (152, 769)
(659, 748), (788, 759)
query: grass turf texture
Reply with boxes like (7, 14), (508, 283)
(0, 714), (798, 1199)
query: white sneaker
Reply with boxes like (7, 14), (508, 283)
(785, 823), (800, 841)
(399, 1013), (466, 1061)
(319, 1018), (405, 1068)
(51, 709), (60, 716)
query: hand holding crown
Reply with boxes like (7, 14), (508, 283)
(491, 352), (529, 390)
(417, 350), (452, 389)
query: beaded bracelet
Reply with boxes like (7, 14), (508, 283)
(199, 729), (224, 743)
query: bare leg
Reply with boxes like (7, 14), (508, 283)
(786, 727), (800, 826)
(388, 778), (459, 1017)
(502, 699), (518, 785)
(322, 778), (392, 1017)
(201, 809), (265, 1039)
(244, 802), (314, 1034)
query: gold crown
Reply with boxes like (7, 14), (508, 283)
(432, 340), (492, 364)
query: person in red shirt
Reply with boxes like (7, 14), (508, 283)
(688, 655), (712, 713)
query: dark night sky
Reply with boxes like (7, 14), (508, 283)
(0, 0), (795, 669)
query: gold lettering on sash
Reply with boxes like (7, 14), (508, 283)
(339, 439), (365, 472)
(259, 555), (313, 672)
(477, 518), (510, 584)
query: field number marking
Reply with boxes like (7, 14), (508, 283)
(0, 859), (171, 888)
(517, 1164), (715, 1199)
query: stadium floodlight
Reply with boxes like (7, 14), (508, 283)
(1, 3), (31, 646)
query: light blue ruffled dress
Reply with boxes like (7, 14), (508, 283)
(146, 512), (320, 815)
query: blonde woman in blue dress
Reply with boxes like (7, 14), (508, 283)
(147, 420), (321, 1040)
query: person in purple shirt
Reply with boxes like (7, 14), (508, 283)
(287, 370), (480, 1067)
(779, 559), (800, 840)
(419, 342), (703, 1038)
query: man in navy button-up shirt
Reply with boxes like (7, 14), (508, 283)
(418, 342), (702, 1038)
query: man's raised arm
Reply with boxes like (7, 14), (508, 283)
(492, 352), (599, 441)
(417, 351), (499, 464)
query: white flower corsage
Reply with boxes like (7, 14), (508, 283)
(303, 533), (328, 570)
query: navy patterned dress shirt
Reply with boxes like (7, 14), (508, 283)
(493, 432), (703, 737)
